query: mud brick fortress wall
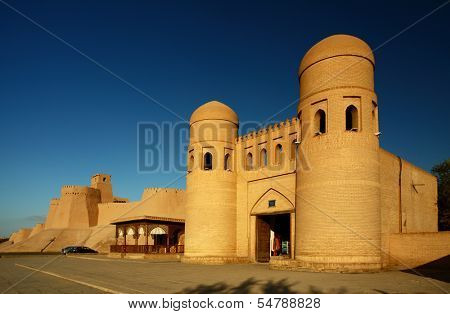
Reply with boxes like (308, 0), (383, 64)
(3, 34), (449, 272)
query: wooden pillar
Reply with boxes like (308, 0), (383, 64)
(115, 225), (118, 246)
(290, 212), (295, 259)
(145, 223), (149, 246)
(166, 225), (170, 253)
(134, 224), (138, 245)
(124, 225), (127, 246)
(123, 224), (127, 254)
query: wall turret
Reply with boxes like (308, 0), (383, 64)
(184, 101), (240, 263)
(91, 174), (113, 203)
(51, 185), (101, 229)
(295, 34), (381, 271)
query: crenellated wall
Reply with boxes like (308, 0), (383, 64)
(48, 185), (101, 229)
(235, 117), (298, 177)
(113, 196), (129, 203)
(42, 174), (130, 232)
(141, 188), (185, 201)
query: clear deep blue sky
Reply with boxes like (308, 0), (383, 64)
(0, 0), (449, 236)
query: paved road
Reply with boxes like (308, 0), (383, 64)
(0, 255), (448, 294)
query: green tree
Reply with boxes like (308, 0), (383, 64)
(431, 159), (450, 231)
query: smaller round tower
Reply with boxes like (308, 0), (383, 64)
(183, 101), (241, 264)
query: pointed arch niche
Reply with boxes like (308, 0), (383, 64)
(250, 188), (294, 216)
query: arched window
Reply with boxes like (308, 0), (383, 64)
(372, 101), (379, 133)
(290, 139), (296, 160)
(345, 105), (358, 131)
(260, 149), (267, 167)
(275, 144), (283, 165)
(314, 109), (326, 134)
(204, 152), (212, 170)
(189, 155), (194, 171)
(298, 111), (303, 142)
(224, 154), (231, 171)
(246, 152), (253, 170)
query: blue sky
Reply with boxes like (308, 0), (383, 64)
(0, 0), (449, 236)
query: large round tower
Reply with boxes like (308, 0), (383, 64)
(183, 100), (240, 264)
(295, 35), (381, 271)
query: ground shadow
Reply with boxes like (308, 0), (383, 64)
(402, 255), (450, 284)
(177, 277), (347, 294)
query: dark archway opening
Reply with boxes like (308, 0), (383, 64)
(256, 213), (290, 262)
(345, 105), (358, 131)
(314, 109), (326, 134)
(204, 152), (212, 170)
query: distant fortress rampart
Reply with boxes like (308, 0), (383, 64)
(3, 34), (449, 272)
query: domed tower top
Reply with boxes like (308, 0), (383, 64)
(298, 34), (375, 77)
(298, 34), (376, 103)
(190, 101), (239, 126)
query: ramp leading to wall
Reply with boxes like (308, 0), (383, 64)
(43, 229), (92, 252)
(1, 229), (64, 252)
(0, 226), (116, 254)
(0, 241), (13, 250)
(83, 225), (116, 253)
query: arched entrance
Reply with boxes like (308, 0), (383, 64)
(151, 226), (167, 246)
(256, 213), (291, 262)
(251, 188), (294, 263)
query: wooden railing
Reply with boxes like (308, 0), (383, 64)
(110, 245), (184, 254)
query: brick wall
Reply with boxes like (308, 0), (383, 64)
(388, 232), (450, 268)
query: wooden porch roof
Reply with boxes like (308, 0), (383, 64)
(111, 215), (185, 225)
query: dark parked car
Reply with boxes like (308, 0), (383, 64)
(61, 246), (97, 254)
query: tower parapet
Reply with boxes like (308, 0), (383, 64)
(61, 185), (99, 196)
(236, 117), (298, 144)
